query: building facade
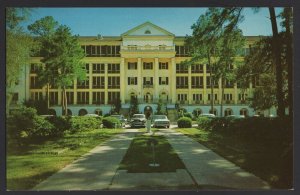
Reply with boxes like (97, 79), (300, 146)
(10, 22), (277, 118)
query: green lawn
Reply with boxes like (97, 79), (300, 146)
(175, 128), (293, 189)
(119, 134), (185, 172)
(7, 128), (123, 190)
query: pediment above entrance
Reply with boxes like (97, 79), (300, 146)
(121, 22), (175, 37)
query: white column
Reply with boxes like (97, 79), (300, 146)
(154, 58), (159, 99)
(104, 63), (108, 104)
(138, 58), (142, 99)
(120, 58), (125, 104)
(171, 57), (176, 104)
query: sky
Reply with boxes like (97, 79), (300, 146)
(22, 7), (284, 36)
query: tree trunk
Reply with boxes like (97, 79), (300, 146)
(47, 83), (50, 113)
(64, 86), (68, 116)
(207, 50), (214, 113)
(269, 7), (285, 117)
(220, 78), (224, 117)
(283, 8), (293, 119)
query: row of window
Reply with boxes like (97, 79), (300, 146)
(177, 93), (247, 101)
(81, 45), (121, 57)
(30, 76), (237, 89)
(30, 91), (120, 105)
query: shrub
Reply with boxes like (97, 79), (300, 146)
(70, 116), (102, 132)
(183, 112), (193, 119)
(177, 117), (192, 128)
(7, 107), (37, 141)
(29, 116), (55, 138)
(46, 116), (71, 136)
(197, 117), (213, 130)
(102, 117), (121, 128)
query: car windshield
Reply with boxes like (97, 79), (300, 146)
(132, 115), (144, 119)
(153, 115), (167, 120)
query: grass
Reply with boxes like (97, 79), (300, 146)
(119, 134), (185, 173)
(6, 128), (123, 190)
(175, 127), (293, 189)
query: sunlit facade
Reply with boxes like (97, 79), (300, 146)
(10, 22), (277, 118)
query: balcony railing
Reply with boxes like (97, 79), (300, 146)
(125, 98), (172, 104)
(143, 84), (154, 88)
(192, 100), (204, 104)
(121, 45), (175, 52)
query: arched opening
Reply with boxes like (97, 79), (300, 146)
(48, 109), (56, 116)
(193, 108), (202, 117)
(95, 109), (103, 116)
(144, 92), (152, 103)
(240, 108), (248, 116)
(224, 108), (233, 116)
(78, 109), (88, 116)
(144, 106), (153, 119)
(209, 108), (217, 116)
(159, 91), (168, 103)
(67, 109), (72, 116)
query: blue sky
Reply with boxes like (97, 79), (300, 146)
(22, 8), (284, 36)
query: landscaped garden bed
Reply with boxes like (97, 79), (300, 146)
(119, 135), (185, 173)
(175, 116), (293, 189)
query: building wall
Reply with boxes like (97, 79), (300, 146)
(9, 23), (278, 117)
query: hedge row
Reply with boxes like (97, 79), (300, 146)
(177, 117), (192, 128)
(197, 116), (292, 142)
(6, 107), (108, 142)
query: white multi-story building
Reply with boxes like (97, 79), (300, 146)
(9, 22), (277, 118)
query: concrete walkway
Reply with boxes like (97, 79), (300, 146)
(160, 129), (271, 190)
(34, 129), (138, 190)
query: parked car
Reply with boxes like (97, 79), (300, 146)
(111, 114), (127, 127)
(130, 114), (146, 128)
(152, 115), (170, 128)
(225, 115), (245, 119)
(84, 114), (101, 118)
(198, 113), (216, 118)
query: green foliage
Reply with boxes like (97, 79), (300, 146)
(155, 100), (167, 115)
(70, 116), (102, 132)
(7, 107), (37, 141)
(46, 116), (71, 136)
(177, 117), (192, 128)
(29, 116), (55, 138)
(197, 117), (213, 130)
(102, 117), (121, 128)
(23, 99), (48, 115)
(129, 96), (139, 117)
(111, 99), (122, 114)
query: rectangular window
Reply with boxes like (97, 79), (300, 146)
(208, 94), (218, 101)
(101, 45), (107, 56)
(92, 76), (105, 89)
(143, 77), (153, 85)
(66, 92), (74, 105)
(30, 76), (40, 89)
(107, 63), (120, 73)
(193, 94), (202, 101)
(206, 76), (218, 88)
(225, 79), (234, 88)
(176, 76), (188, 88)
(175, 46), (190, 57)
(238, 93), (247, 100)
(159, 62), (168, 70)
(128, 77), (138, 85)
(77, 92), (89, 104)
(30, 63), (40, 73)
(128, 62), (137, 70)
(77, 78), (89, 89)
(176, 64), (188, 73)
(143, 62), (153, 70)
(92, 63), (105, 73)
(159, 77), (169, 85)
(191, 64), (203, 73)
(191, 76), (203, 88)
(108, 92), (120, 104)
(30, 92), (43, 101)
(49, 92), (58, 105)
(177, 94), (188, 102)
(108, 77), (120, 89)
(86, 45), (92, 57)
(93, 92), (105, 104)
(223, 94), (233, 100)
(85, 64), (89, 73)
